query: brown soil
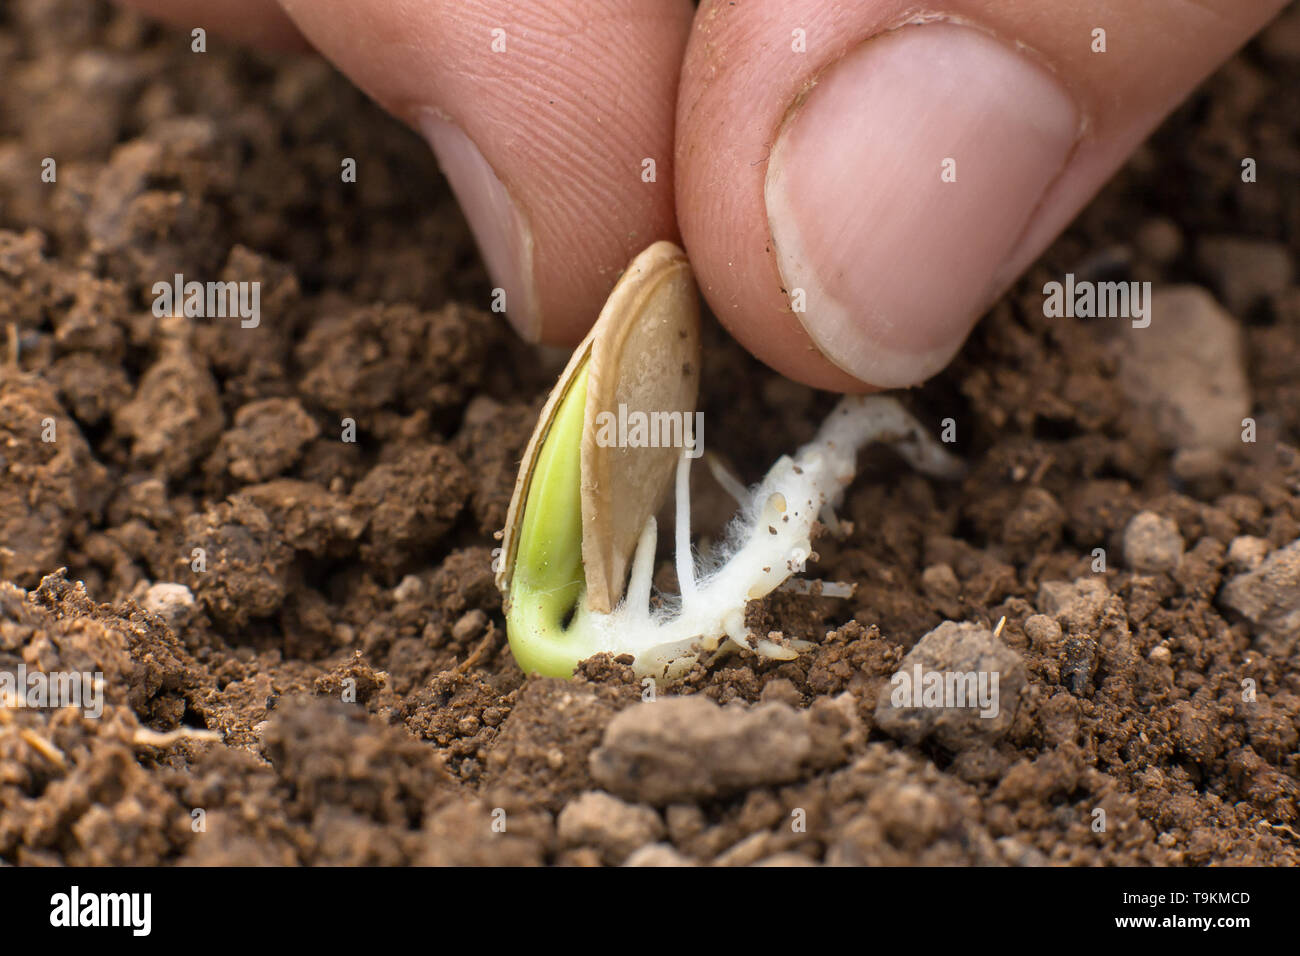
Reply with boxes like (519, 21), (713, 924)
(1, 1), (1298, 866)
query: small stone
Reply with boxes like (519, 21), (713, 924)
(713, 831), (773, 867)
(393, 574), (423, 603)
(1226, 535), (1270, 573)
(590, 696), (849, 804)
(1112, 286), (1251, 454)
(141, 582), (197, 630)
(996, 836), (1050, 867)
(1123, 511), (1185, 573)
(556, 791), (664, 864)
(921, 563), (962, 617)
(623, 843), (695, 867)
(873, 621), (1026, 751)
(1149, 645), (1172, 664)
(1037, 577), (1110, 633)
(451, 609), (488, 642)
(1219, 539), (1300, 657)
(1023, 614), (1063, 654)
(921, 564), (960, 599)
(555, 847), (603, 867)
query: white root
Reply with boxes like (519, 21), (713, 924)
(566, 395), (964, 676)
(703, 451), (750, 505)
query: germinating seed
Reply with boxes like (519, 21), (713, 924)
(497, 241), (699, 614)
(498, 242), (963, 679)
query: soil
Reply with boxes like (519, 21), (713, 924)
(1, 0), (1298, 866)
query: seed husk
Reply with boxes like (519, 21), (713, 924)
(496, 241), (700, 613)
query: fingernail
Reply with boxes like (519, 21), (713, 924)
(419, 112), (539, 339)
(766, 24), (1079, 388)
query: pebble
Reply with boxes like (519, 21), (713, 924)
(996, 836), (1050, 867)
(921, 563), (960, 599)
(392, 574), (423, 603)
(1219, 539), (1300, 657)
(557, 791), (664, 864)
(712, 831), (773, 867)
(1226, 535), (1271, 573)
(873, 621), (1026, 751)
(141, 582), (197, 630)
(622, 843), (695, 867)
(1113, 286), (1251, 453)
(1037, 577), (1110, 633)
(589, 695), (847, 804)
(1123, 511), (1185, 574)
(451, 609), (488, 642)
(1023, 614), (1064, 655)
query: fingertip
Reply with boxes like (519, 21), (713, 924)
(419, 112), (541, 341)
(677, 0), (1287, 393)
(764, 25), (1078, 389)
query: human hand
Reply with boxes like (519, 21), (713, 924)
(119, 0), (1288, 390)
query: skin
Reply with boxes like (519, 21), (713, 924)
(119, 0), (1289, 391)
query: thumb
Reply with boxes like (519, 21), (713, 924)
(676, 0), (1288, 391)
(274, 0), (691, 344)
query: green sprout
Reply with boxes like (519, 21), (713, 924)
(503, 363), (589, 677)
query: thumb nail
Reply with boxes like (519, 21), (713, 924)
(766, 23), (1080, 388)
(420, 112), (539, 339)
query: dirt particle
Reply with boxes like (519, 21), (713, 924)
(0, 375), (109, 585)
(1112, 286), (1251, 454)
(351, 444), (469, 575)
(180, 497), (293, 629)
(1123, 510), (1185, 574)
(873, 621), (1026, 751)
(139, 581), (196, 631)
(1219, 538), (1300, 657)
(209, 397), (320, 483)
(623, 843), (696, 867)
(1195, 236), (1294, 316)
(556, 790), (664, 864)
(590, 695), (853, 805)
(114, 341), (224, 479)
